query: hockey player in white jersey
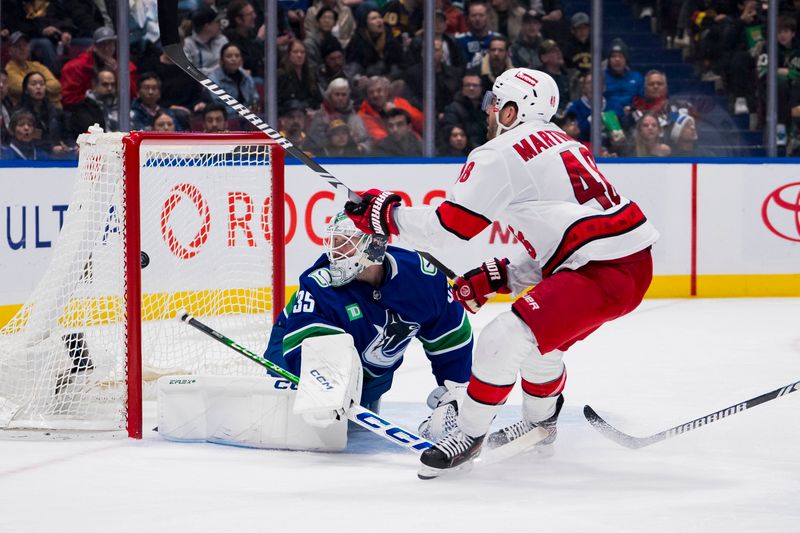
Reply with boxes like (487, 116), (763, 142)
(344, 68), (659, 478)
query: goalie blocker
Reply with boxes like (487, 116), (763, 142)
(158, 334), (362, 451)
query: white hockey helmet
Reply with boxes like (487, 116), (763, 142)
(485, 68), (560, 134)
(323, 211), (386, 287)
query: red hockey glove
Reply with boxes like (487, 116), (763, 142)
(453, 258), (510, 313)
(344, 189), (401, 236)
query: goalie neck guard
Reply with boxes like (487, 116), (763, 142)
(323, 212), (386, 287)
(486, 68), (560, 135)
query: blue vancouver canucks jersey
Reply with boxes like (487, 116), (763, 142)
(265, 246), (473, 404)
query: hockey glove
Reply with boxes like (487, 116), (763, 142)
(344, 189), (401, 236)
(453, 258), (510, 313)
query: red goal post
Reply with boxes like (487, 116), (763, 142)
(0, 131), (285, 439)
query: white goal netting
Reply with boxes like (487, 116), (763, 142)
(0, 131), (283, 436)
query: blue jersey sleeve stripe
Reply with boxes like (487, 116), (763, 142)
(418, 312), (470, 344)
(424, 334), (474, 356)
(419, 313), (472, 353)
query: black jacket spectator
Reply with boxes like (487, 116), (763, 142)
(14, 72), (68, 155)
(345, 7), (405, 78)
(442, 89), (487, 149)
(278, 40), (323, 109)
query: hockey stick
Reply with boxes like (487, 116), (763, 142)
(178, 311), (433, 453)
(584, 379), (800, 449)
(155, 0), (456, 280)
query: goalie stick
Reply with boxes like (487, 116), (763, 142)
(178, 311), (433, 453)
(155, 0), (456, 280)
(584, 378), (800, 449)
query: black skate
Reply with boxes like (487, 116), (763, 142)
(486, 394), (564, 455)
(418, 430), (484, 480)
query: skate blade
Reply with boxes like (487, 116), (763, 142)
(417, 459), (475, 480)
(477, 426), (550, 465)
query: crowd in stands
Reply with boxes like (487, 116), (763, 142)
(0, 0), (795, 160)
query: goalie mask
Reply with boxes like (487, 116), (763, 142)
(323, 212), (387, 287)
(483, 68), (560, 135)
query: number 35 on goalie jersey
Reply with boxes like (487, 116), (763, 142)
(427, 122), (658, 278)
(264, 246), (473, 404)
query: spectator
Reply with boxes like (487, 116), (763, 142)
(278, 39), (323, 109)
(481, 36), (514, 92)
(14, 71), (70, 157)
(357, 76), (423, 143)
(62, 0), (108, 40)
(538, 39), (570, 110)
(628, 111), (671, 157)
(130, 73), (187, 131)
(128, 0), (161, 73)
(1, 110), (50, 160)
(669, 113), (701, 156)
(304, 6), (338, 70)
(510, 9), (544, 69)
(439, 0), (468, 36)
(437, 124), (472, 156)
(603, 38), (643, 120)
(487, 0), (526, 42)
(442, 72), (487, 149)
(225, 1), (269, 76)
(564, 72), (608, 142)
(201, 103), (228, 133)
(67, 69), (119, 139)
(321, 118), (360, 156)
(278, 99), (311, 151)
(405, 37), (462, 118)
(206, 43), (258, 117)
(1, 0), (74, 76)
(563, 12), (591, 76)
(456, 0), (498, 69)
(307, 78), (371, 154)
(345, 6), (405, 79)
(373, 108), (423, 157)
(184, 7), (229, 75)
(316, 35), (352, 94)
(305, 0), (356, 46)
(538, 0), (566, 41)
(757, 15), (800, 133)
(630, 70), (692, 131)
(381, 0), (423, 40)
(5, 32), (62, 110)
(152, 110), (177, 132)
(60, 27), (138, 108)
(406, 9), (465, 71)
(0, 73), (13, 143)
(154, 49), (205, 112)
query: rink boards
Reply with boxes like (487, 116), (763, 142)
(1, 159), (799, 327)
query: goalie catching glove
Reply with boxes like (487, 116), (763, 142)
(453, 258), (511, 313)
(418, 380), (467, 441)
(344, 189), (402, 236)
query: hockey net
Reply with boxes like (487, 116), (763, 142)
(0, 131), (285, 438)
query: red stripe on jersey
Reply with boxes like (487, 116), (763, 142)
(521, 370), (567, 398)
(542, 202), (647, 277)
(467, 375), (515, 405)
(435, 201), (492, 241)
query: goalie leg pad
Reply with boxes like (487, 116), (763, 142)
(295, 333), (363, 428)
(157, 375), (347, 451)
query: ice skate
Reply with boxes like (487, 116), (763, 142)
(418, 429), (484, 480)
(486, 394), (564, 456)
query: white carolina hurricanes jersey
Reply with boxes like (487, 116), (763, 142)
(395, 120), (659, 291)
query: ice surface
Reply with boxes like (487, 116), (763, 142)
(1, 299), (798, 532)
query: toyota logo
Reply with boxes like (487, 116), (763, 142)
(762, 182), (800, 242)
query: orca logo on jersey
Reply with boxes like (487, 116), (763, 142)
(362, 310), (420, 367)
(762, 182), (800, 242)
